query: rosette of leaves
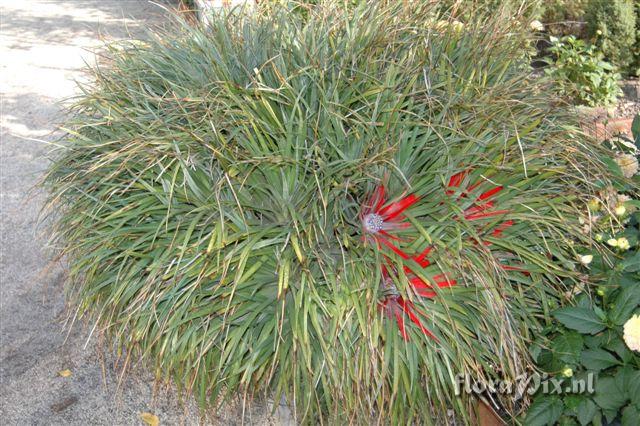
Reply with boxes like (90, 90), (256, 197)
(44, 1), (636, 423)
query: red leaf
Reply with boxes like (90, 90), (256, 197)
(372, 185), (386, 213)
(378, 229), (403, 241)
(448, 170), (468, 188)
(397, 298), (436, 340)
(433, 274), (457, 288)
(492, 220), (514, 237)
(478, 185), (503, 201)
(379, 194), (419, 220)
(413, 246), (432, 267)
(378, 236), (410, 259)
(393, 302), (409, 340)
(409, 277), (436, 297)
(500, 264), (530, 276)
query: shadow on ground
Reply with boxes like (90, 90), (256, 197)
(2, 0), (173, 51)
(0, 1), (272, 424)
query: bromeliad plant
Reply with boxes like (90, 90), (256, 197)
(44, 1), (637, 424)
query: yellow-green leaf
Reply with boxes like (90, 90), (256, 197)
(58, 369), (72, 378)
(139, 412), (159, 426)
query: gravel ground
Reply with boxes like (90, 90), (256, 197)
(615, 99), (640, 119)
(0, 2), (277, 424)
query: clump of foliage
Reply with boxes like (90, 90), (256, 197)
(526, 283), (640, 426)
(44, 1), (636, 423)
(585, 0), (637, 76)
(633, 1), (640, 77)
(433, 0), (540, 23)
(545, 35), (621, 107)
(540, 0), (590, 36)
(524, 118), (640, 426)
(523, 201), (640, 426)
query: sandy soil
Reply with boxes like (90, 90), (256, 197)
(0, 2), (215, 424)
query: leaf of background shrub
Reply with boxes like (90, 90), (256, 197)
(581, 348), (620, 371)
(594, 377), (627, 411)
(601, 156), (624, 178)
(576, 398), (597, 426)
(605, 337), (634, 364)
(619, 273), (639, 289)
(563, 394), (584, 411)
(622, 405), (640, 426)
(610, 286), (640, 325)
(629, 372), (640, 407)
(552, 332), (584, 364)
(575, 293), (592, 309)
(554, 307), (606, 334)
(584, 329), (616, 349)
(530, 344), (542, 363)
(536, 349), (556, 371)
(631, 114), (640, 146)
(524, 396), (563, 426)
(621, 251), (640, 273)
(614, 367), (639, 399)
(602, 408), (618, 425)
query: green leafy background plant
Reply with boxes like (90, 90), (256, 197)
(544, 35), (621, 107)
(524, 118), (640, 426)
(44, 1), (637, 423)
(540, 0), (590, 37)
(525, 276), (640, 426)
(585, 0), (637, 77)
